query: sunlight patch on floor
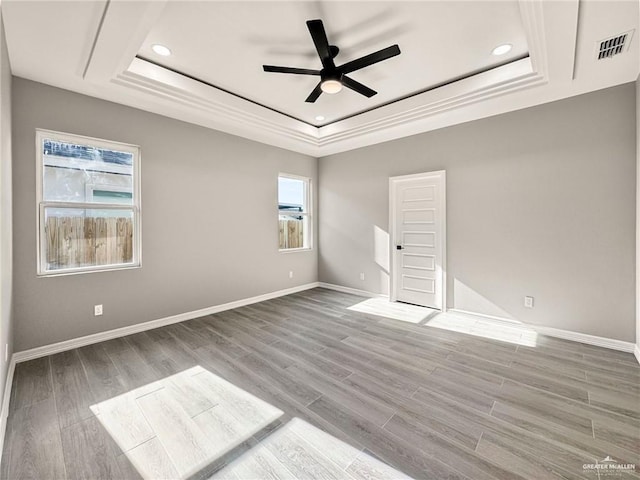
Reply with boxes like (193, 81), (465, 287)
(426, 311), (538, 347)
(212, 417), (412, 480)
(347, 297), (537, 347)
(92, 365), (412, 479)
(91, 365), (283, 479)
(347, 297), (438, 323)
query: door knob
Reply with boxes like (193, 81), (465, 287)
(396, 245), (404, 250)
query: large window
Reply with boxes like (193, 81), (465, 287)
(278, 174), (311, 251)
(36, 130), (141, 275)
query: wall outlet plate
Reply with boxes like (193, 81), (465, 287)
(289, 271), (294, 279)
(524, 296), (534, 308)
(94, 304), (103, 316)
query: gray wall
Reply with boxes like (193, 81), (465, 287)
(13, 78), (317, 351)
(0, 13), (13, 410)
(319, 83), (636, 342)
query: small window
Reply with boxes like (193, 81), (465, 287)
(36, 130), (141, 275)
(278, 174), (311, 251)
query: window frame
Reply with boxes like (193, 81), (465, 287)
(278, 173), (312, 253)
(85, 183), (133, 203)
(35, 129), (142, 276)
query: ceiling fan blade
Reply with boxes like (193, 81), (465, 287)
(263, 65), (321, 75)
(305, 82), (323, 103)
(306, 19), (335, 69)
(341, 75), (377, 98)
(338, 44), (401, 74)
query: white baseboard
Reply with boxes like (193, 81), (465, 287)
(14, 282), (320, 363)
(447, 308), (522, 326)
(0, 355), (16, 460)
(448, 308), (636, 354)
(11, 279), (640, 363)
(318, 282), (388, 299)
(532, 325), (636, 353)
(320, 283), (637, 355)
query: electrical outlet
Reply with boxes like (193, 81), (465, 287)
(359, 272), (365, 281)
(289, 271), (294, 279)
(524, 296), (534, 309)
(94, 304), (103, 316)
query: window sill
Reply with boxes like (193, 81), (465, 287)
(279, 248), (313, 254)
(38, 264), (141, 278)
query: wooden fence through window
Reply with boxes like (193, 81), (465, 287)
(279, 219), (304, 249)
(47, 216), (300, 268)
(45, 216), (133, 269)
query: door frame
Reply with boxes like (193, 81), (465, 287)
(389, 170), (447, 311)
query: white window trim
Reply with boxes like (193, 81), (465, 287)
(278, 173), (312, 252)
(35, 129), (142, 276)
(85, 183), (133, 203)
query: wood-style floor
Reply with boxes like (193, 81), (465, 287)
(2, 288), (639, 479)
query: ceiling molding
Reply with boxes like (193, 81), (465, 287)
(518, 0), (548, 78)
(7, 0), (635, 157)
(84, 1), (168, 83)
(115, 58), (320, 151)
(105, 0), (549, 156)
(316, 58), (545, 148)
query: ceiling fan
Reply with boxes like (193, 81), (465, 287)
(263, 19), (401, 103)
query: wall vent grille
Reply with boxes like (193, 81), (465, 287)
(597, 31), (634, 59)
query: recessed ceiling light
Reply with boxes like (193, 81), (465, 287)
(491, 44), (512, 56)
(151, 44), (172, 56)
(315, 115), (325, 121)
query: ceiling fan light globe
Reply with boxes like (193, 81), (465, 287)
(321, 79), (343, 94)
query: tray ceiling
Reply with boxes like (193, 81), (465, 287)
(2, 1), (638, 156)
(137, 1), (529, 126)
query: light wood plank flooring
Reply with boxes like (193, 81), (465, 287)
(91, 364), (283, 479)
(2, 288), (639, 479)
(213, 417), (410, 480)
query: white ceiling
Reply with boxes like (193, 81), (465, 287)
(2, 1), (639, 157)
(138, 1), (529, 126)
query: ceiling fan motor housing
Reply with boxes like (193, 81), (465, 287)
(321, 71), (342, 83)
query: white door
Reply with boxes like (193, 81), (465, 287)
(390, 171), (445, 310)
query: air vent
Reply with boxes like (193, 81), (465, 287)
(596, 30), (634, 59)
